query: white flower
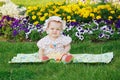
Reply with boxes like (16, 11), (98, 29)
(100, 25), (107, 31)
(79, 35), (84, 41)
(88, 30), (93, 34)
(92, 19), (99, 26)
(0, 0), (26, 17)
(105, 34), (110, 39)
(98, 33), (105, 38)
(75, 32), (84, 40)
(76, 26), (83, 31)
(66, 25), (73, 31)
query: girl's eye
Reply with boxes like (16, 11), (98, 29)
(57, 29), (60, 30)
(50, 28), (54, 30)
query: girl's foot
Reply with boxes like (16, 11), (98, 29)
(42, 56), (49, 61)
(62, 54), (73, 63)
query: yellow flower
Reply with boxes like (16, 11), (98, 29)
(90, 13), (95, 19)
(40, 8), (45, 12)
(33, 6), (37, 10)
(54, 8), (59, 12)
(118, 15), (120, 19)
(32, 12), (35, 15)
(55, 14), (61, 17)
(37, 12), (42, 16)
(110, 11), (115, 14)
(32, 15), (36, 20)
(105, 5), (111, 10)
(67, 20), (71, 22)
(63, 6), (72, 13)
(83, 14), (88, 18)
(83, 12), (89, 18)
(78, 2), (85, 6)
(40, 16), (45, 21)
(34, 21), (39, 25)
(48, 13), (52, 17)
(108, 16), (113, 20)
(67, 16), (71, 20)
(93, 8), (98, 13)
(96, 15), (101, 19)
(71, 19), (76, 22)
(44, 13), (48, 16)
(26, 10), (31, 14)
(27, 6), (32, 10)
(53, 6), (56, 9)
(107, 7), (112, 11)
(63, 17), (66, 20)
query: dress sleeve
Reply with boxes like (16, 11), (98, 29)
(37, 39), (45, 49)
(63, 36), (72, 46)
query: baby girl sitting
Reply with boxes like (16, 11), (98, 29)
(37, 16), (73, 63)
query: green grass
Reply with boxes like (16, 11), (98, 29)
(1, 0), (120, 80)
(11, 0), (65, 7)
(0, 40), (120, 80)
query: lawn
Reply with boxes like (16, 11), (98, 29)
(11, 0), (65, 7)
(0, 40), (120, 80)
(0, 0), (120, 80)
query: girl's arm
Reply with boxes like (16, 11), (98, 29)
(63, 44), (71, 54)
(38, 48), (44, 59)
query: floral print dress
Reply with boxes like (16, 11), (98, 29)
(37, 35), (72, 56)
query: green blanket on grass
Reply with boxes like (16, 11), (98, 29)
(9, 52), (113, 63)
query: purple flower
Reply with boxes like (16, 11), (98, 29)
(96, 19), (102, 23)
(12, 30), (18, 36)
(0, 21), (3, 28)
(18, 23), (24, 28)
(6, 16), (11, 21)
(22, 18), (28, 24)
(70, 22), (79, 26)
(0, 24), (3, 28)
(2, 16), (12, 21)
(36, 24), (42, 29)
(105, 20), (113, 24)
(115, 19), (120, 29)
(11, 17), (16, 21)
(11, 19), (20, 28)
(23, 28), (29, 33)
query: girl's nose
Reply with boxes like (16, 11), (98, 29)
(53, 29), (57, 32)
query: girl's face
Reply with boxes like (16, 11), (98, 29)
(46, 21), (62, 39)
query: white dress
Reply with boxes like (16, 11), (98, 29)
(37, 35), (72, 55)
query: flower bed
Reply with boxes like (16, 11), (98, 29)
(0, 1), (120, 42)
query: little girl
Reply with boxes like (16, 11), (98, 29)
(37, 16), (73, 63)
